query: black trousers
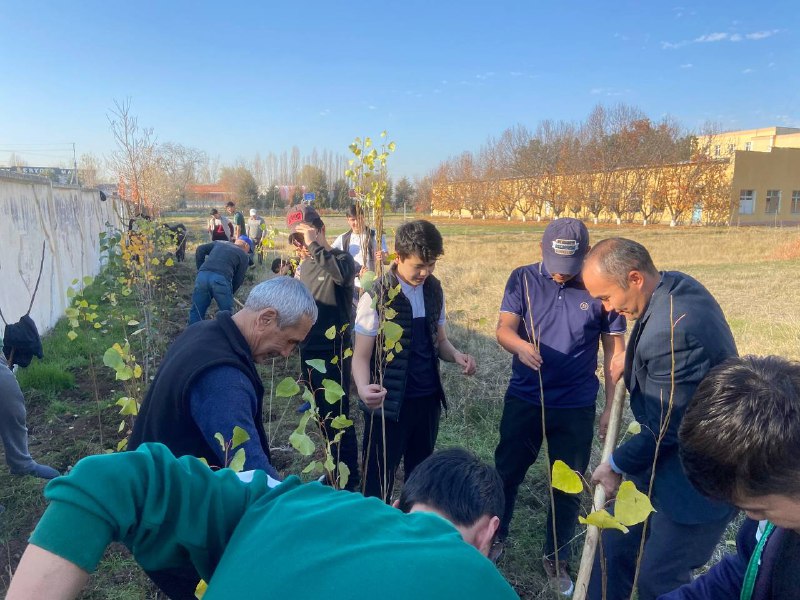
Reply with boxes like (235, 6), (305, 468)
(587, 505), (732, 600)
(494, 395), (595, 562)
(361, 393), (441, 502)
(300, 348), (360, 490)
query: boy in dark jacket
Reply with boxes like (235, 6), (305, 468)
(353, 220), (476, 502)
(660, 355), (800, 600)
(288, 204), (360, 489)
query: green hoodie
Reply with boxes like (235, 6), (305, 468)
(30, 443), (518, 599)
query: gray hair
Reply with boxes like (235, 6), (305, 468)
(244, 276), (318, 328)
(586, 238), (659, 289)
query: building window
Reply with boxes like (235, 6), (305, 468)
(745, 141), (752, 151)
(765, 190), (781, 214)
(739, 190), (755, 215)
(728, 143), (735, 154)
(792, 191), (800, 214)
(714, 145), (721, 157)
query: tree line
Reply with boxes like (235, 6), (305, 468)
(431, 104), (734, 226)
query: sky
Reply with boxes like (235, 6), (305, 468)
(1, 0), (798, 182)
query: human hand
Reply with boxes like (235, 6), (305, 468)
(295, 223), (318, 246)
(517, 343), (543, 371)
(598, 408), (612, 441)
(358, 384), (387, 409)
(591, 461), (622, 498)
(359, 265), (368, 277)
(455, 352), (477, 376)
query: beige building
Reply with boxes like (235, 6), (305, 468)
(699, 127), (800, 225)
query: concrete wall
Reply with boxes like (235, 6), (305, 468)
(731, 148), (800, 226)
(0, 171), (123, 338)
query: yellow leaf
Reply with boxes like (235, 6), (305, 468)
(67, 330), (78, 341)
(551, 460), (583, 494)
(614, 481), (655, 526)
(165, 258), (174, 266)
(194, 579), (208, 599)
(627, 421), (641, 435)
(579, 509), (629, 533)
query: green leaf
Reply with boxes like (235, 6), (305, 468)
(66, 287), (76, 298)
(626, 421), (641, 435)
(324, 325), (337, 340)
(337, 462), (351, 489)
(83, 276), (94, 286)
(118, 420), (125, 433)
(214, 433), (226, 452)
(305, 359), (327, 374)
(386, 351), (395, 362)
(232, 426), (250, 448)
(302, 460), (321, 474)
(343, 348), (353, 359)
(330, 415), (354, 430)
(387, 284), (401, 300)
(322, 379), (345, 404)
(330, 355), (339, 365)
(127, 319), (140, 326)
(394, 342), (403, 353)
(552, 460), (583, 494)
(339, 323), (349, 334)
(275, 377), (301, 397)
(302, 388), (316, 409)
(579, 510), (629, 533)
(117, 438), (128, 452)
(614, 481), (655, 526)
(382, 321), (403, 344)
(360, 271), (376, 291)
(115, 365), (134, 381)
(65, 307), (79, 318)
(103, 347), (124, 370)
(384, 307), (397, 320)
(289, 432), (315, 456)
(116, 397), (139, 416)
(228, 448), (246, 473)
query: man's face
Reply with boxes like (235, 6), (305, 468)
(582, 260), (647, 320)
(735, 492), (800, 532)
(551, 273), (575, 285)
(251, 313), (313, 363)
(395, 254), (436, 286)
(346, 216), (360, 233)
(226, 204), (234, 215)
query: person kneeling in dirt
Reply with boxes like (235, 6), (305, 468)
(659, 355), (800, 599)
(0, 352), (59, 480)
(7, 444), (518, 599)
(128, 277), (316, 599)
(188, 237), (254, 325)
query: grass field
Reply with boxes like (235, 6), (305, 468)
(1, 213), (799, 599)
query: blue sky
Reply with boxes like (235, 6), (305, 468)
(1, 1), (797, 181)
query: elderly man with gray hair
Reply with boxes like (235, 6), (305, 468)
(129, 276), (317, 598)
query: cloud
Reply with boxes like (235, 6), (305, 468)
(680, 63), (693, 68)
(510, 71), (523, 76)
(662, 28), (780, 49)
(746, 29), (779, 40)
(590, 87), (630, 97)
(741, 68), (754, 74)
(368, 105), (377, 110)
(695, 32), (728, 42)
(319, 109), (330, 117)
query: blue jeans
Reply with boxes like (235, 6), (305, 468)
(188, 271), (233, 325)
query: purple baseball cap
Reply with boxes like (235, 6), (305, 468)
(541, 218), (590, 276)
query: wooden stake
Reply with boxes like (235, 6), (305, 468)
(573, 378), (627, 600)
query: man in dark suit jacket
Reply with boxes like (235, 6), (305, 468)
(581, 238), (738, 600)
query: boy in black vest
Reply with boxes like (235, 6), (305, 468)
(353, 220), (476, 501)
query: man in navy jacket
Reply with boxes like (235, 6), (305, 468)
(660, 355), (800, 600)
(582, 238), (738, 600)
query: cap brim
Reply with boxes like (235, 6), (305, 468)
(543, 254), (584, 277)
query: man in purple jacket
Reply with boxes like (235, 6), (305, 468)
(660, 355), (800, 600)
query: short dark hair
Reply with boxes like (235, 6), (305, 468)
(398, 448), (504, 527)
(394, 220), (443, 262)
(345, 204), (358, 218)
(679, 355), (800, 503)
(586, 238), (658, 289)
(226, 201), (235, 207)
(210, 208), (219, 215)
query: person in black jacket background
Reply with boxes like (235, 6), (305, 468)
(288, 204), (360, 490)
(188, 237), (253, 325)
